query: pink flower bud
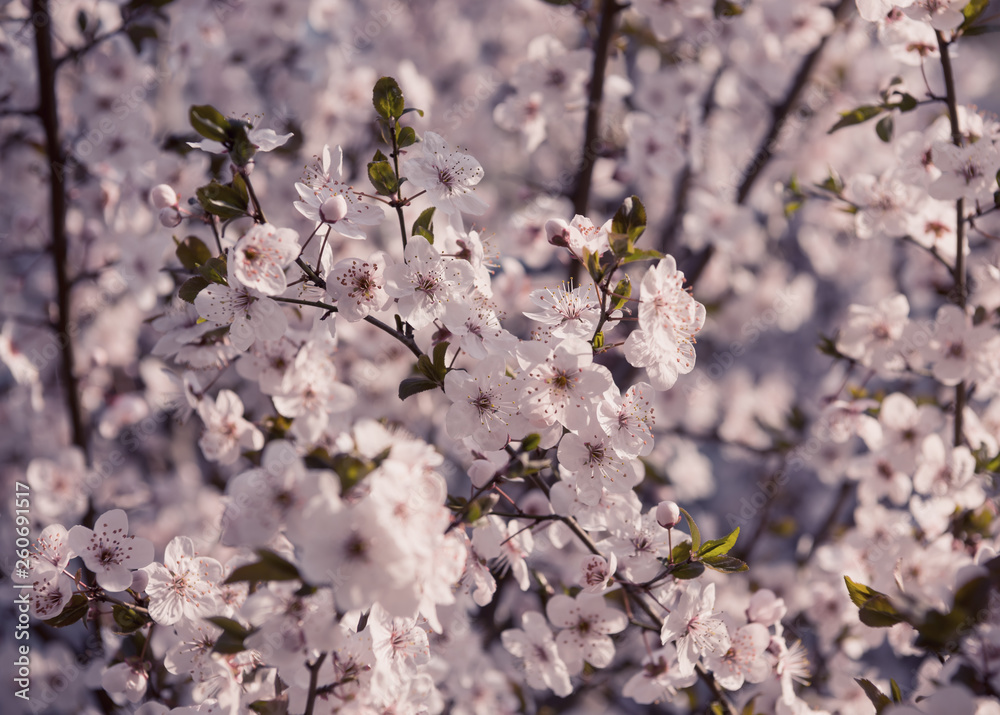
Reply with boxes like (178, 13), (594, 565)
(150, 184), (178, 210)
(159, 207), (182, 228)
(655, 500), (681, 529)
(320, 195), (348, 224)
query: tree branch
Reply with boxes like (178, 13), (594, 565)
(33, 0), (89, 461)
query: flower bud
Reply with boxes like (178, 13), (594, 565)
(159, 207), (182, 228)
(320, 195), (349, 224)
(655, 500), (681, 529)
(150, 184), (178, 210)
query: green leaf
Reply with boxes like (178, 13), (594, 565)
(368, 158), (398, 197)
(373, 76), (405, 121)
(398, 376), (440, 400)
(621, 249), (665, 265)
(412, 207), (436, 240)
(190, 105), (231, 143)
(178, 276), (210, 303)
(845, 575), (879, 608)
(893, 93), (918, 113)
(960, 0), (990, 33)
(196, 181), (249, 220)
(583, 248), (604, 282)
(828, 105), (885, 134)
(521, 433), (541, 452)
(672, 561), (706, 579)
(175, 235), (212, 270)
(610, 195), (647, 256)
(232, 172), (250, 205)
(397, 125), (417, 148)
(714, 0), (743, 17)
(432, 341), (450, 377)
(859, 594), (905, 628)
(876, 115), (893, 143)
(698, 526), (740, 559)
(678, 507), (701, 553)
(702, 554), (749, 573)
(610, 277), (631, 311)
(856, 678), (892, 713)
(249, 698), (289, 715)
(125, 24), (158, 54)
(670, 540), (692, 563)
(206, 616), (251, 654)
(225, 549), (301, 585)
(400, 107), (425, 118)
(592, 332), (604, 350)
(111, 603), (150, 635)
(43, 593), (89, 628)
(890, 679), (903, 703)
(331, 454), (378, 492)
(198, 256), (228, 285)
(228, 124), (257, 168)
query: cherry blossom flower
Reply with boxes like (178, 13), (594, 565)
(220, 440), (327, 547)
(837, 293), (910, 373)
(578, 553), (616, 593)
(523, 282), (604, 340)
(518, 337), (613, 431)
(856, 0), (915, 22)
(29, 523), (73, 578)
(705, 622), (771, 690)
(844, 172), (919, 239)
(231, 223), (299, 296)
(545, 592), (628, 675)
(920, 303), (998, 386)
(294, 145), (383, 238)
(622, 643), (697, 704)
(403, 131), (487, 216)
(196, 389), (264, 465)
(597, 382), (655, 458)
(67, 509), (154, 592)
(660, 582), (731, 675)
(928, 141), (1000, 204)
(383, 236), (476, 329)
(501, 611), (573, 697)
(194, 265), (288, 352)
(30, 572), (75, 619)
(143, 536), (224, 625)
(102, 660), (149, 703)
(443, 354), (525, 451)
(904, 0), (967, 31)
(557, 429), (642, 505)
(326, 252), (393, 321)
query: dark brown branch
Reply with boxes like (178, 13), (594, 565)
(735, 0), (854, 205)
(33, 0), (89, 461)
(935, 29), (967, 447)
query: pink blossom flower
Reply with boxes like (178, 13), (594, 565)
(545, 592), (628, 674)
(67, 509), (154, 592)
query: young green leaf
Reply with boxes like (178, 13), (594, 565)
(398, 376), (440, 400)
(698, 526), (740, 559)
(189, 104), (231, 143)
(856, 678), (892, 713)
(677, 507), (702, 552)
(178, 276), (210, 303)
(373, 76), (405, 121)
(225, 549), (301, 584)
(828, 105), (885, 134)
(174, 235), (212, 270)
